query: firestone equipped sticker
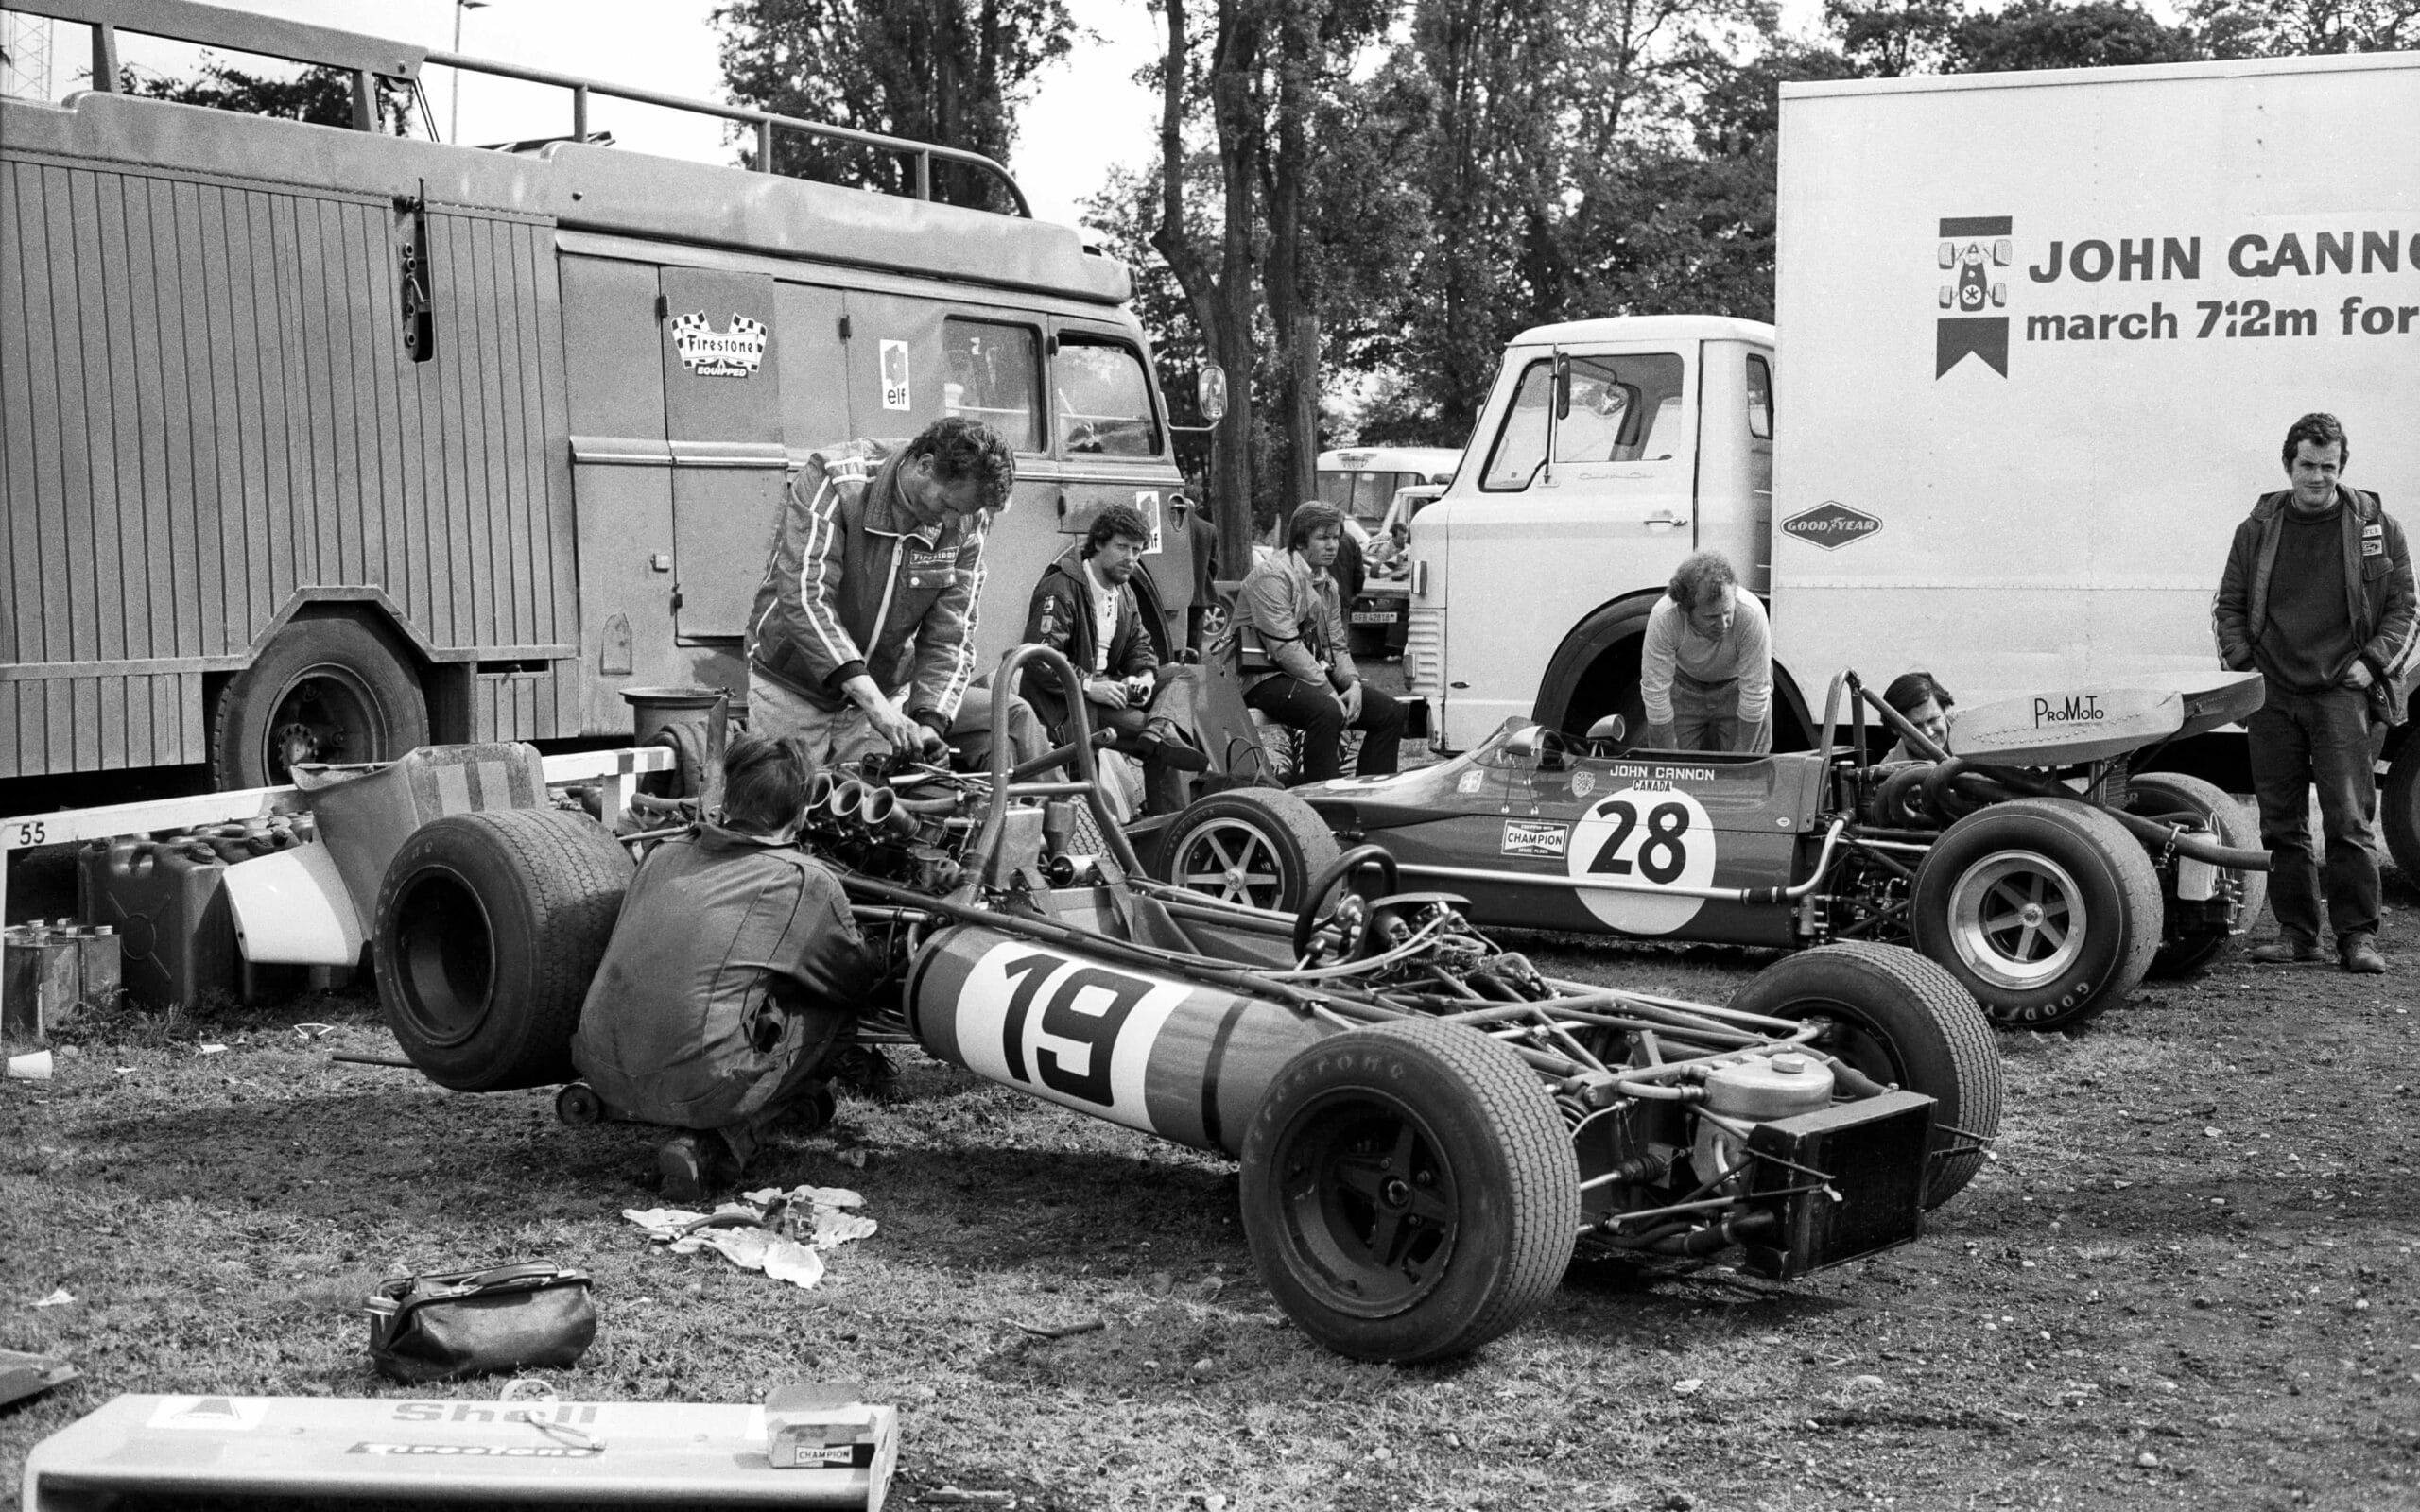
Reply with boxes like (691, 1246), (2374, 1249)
(1566, 785), (1717, 935)
(669, 312), (768, 378)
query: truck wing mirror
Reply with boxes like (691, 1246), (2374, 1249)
(1197, 365), (1229, 423)
(1553, 352), (1572, 421)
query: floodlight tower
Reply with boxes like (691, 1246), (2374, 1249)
(0, 11), (57, 101)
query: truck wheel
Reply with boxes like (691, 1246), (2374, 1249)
(1154, 787), (1340, 913)
(2385, 738), (2420, 885)
(2128, 772), (2265, 977)
(1239, 1019), (1579, 1363)
(213, 616), (429, 789)
(1910, 797), (2161, 1032)
(374, 808), (634, 1092)
(1726, 942), (2003, 1209)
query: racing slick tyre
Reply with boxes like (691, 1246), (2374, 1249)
(1240, 1019), (1580, 1363)
(1154, 787), (1341, 914)
(1910, 797), (2162, 1032)
(374, 808), (634, 1092)
(2127, 772), (2266, 978)
(2385, 738), (2420, 886)
(1728, 942), (2003, 1210)
(213, 616), (429, 789)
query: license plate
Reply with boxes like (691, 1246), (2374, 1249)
(1350, 611), (1397, 625)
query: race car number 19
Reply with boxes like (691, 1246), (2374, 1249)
(1565, 785), (1717, 934)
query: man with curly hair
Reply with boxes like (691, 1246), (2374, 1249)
(747, 416), (1035, 765)
(1638, 550), (1773, 754)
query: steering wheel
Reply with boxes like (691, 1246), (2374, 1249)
(1292, 844), (1401, 961)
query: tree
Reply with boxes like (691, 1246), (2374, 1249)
(715, 0), (1075, 210)
(1952, 0), (2201, 70)
(1825, 0), (1962, 76)
(123, 59), (413, 134)
(2187, 0), (2419, 54)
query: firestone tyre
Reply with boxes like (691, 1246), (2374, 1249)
(1910, 797), (2162, 1032)
(374, 808), (634, 1092)
(213, 616), (429, 789)
(1154, 787), (1341, 914)
(1727, 942), (2003, 1209)
(2128, 772), (2265, 978)
(1239, 1019), (1580, 1363)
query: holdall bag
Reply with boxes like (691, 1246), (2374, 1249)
(366, 1263), (596, 1383)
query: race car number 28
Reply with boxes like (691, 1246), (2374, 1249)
(1565, 785), (1716, 935)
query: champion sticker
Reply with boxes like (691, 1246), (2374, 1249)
(1501, 819), (1569, 858)
(880, 339), (912, 410)
(668, 312), (768, 378)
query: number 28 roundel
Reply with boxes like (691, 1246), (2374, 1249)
(1564, 785), (1718, 934)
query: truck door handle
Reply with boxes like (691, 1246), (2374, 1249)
(1645, 511), (1689, 529)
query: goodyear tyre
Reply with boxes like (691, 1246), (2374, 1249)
(213, 616), (429, 788)
(1239, 1019), (1580, 1363)
(1727, 942), (2003, 1209)
(1910, 797), (2161, 1031)
(1154, 787), (1340, 913)
(2128, 772), (2265, 978)
(374, 808), (634, 1092)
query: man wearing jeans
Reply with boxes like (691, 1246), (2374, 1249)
(1239, 502), (1408, 783)
(2213, 412), (2415, 975)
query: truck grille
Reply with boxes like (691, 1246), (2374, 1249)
(1406, 607), (1444, 699)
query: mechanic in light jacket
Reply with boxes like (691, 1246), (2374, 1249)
(1021, 501), (1208, 816)
(746, 416), (1040, 768)
(2212, 411), (2415, 976)
(1239, 501), (1409, 782)
(572, 733), (890, 1200)
(1638, 550), (1774, 754)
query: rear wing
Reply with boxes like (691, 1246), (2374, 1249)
(10, 0), (1031, 215)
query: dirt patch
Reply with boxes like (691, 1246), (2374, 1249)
(3, 873), (2416, 1509)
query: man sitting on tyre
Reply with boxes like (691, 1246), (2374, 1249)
(1021, 501), (1209, 816)
(746, 416), (1043, 770)
(571, 732), (890, 1200)
(1238, 501), (1408, 783)
(2213, 411), (2414, 976)
(1637, 550), (1773, 755)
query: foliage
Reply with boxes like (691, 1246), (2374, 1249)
(2187, 0), (2420, 54)
(122, 59), (414, 135)
(1954, 0), (2202, 69)
(715, 0), (1076, 211)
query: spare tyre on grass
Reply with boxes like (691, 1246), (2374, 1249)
(374, 808), (634, 1092)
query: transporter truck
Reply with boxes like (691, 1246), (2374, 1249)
(0, 0), (1199, 796)
(1398, 51), (2420, 874)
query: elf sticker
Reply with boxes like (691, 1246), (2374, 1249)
(880, 340), (912, 410)
(1135, 491), (1163, 553)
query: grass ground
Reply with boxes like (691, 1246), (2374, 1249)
(5, 864), (2417, 1510)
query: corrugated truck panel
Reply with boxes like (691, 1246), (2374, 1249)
(1, 163), (43, 668)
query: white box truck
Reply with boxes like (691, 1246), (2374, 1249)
(1771, 53), (2418, 814)
(1399, 52), (2419, 872)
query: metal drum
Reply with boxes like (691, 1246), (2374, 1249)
(907, 922), (1337, 1157)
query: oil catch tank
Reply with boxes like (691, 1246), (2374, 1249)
(907, 923), (1338, 1157)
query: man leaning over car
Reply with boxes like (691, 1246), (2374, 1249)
(2213, 411), (2415, 975)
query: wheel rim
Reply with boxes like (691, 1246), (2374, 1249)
(389, 867), (495, 1047)
(1271, 1091), (1461, 1319)
(262, 662), (387, 782)
(1946, 848), (2086, 990)
(1174, 817), (1288, 908)
(1199, 601), (1230, 640)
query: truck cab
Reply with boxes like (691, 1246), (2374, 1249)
(1403, 316), (1784, 753)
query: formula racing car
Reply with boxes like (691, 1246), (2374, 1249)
(357, 647), (2004, 1364)
(1161, 669), (2273, 1033)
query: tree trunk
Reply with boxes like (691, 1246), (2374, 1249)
(1262, 2), (1321, 521)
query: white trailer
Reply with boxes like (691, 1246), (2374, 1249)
(1771, 53), (2420, 788)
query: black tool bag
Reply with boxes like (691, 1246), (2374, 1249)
(366, 1263), (596, 1383)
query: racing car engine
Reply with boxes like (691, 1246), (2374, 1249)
(1692, 1054), (1836, 1182)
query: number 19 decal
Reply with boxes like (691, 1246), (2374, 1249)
(956, 944), (1185, 1136)
(1566, 785), (1717, 935)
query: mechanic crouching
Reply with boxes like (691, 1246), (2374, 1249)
(572, 733), (889, 1200)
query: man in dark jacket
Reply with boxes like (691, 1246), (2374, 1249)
(1021, 503), (1206, 815)
(572, 733), (890, 1199)
(2212, 412), (2416, 975)
(746, 417), (1039, 767)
